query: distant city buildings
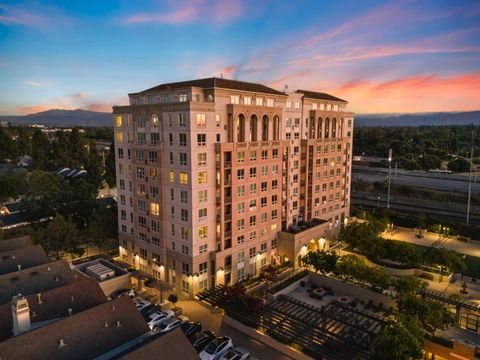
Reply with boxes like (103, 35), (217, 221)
(113, 77), (354, 296)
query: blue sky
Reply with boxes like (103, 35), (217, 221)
(1, 0), (479, 115)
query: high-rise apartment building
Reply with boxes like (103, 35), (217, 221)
(113, 78), (354, 296)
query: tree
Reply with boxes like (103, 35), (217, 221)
(87, 206), (117, 253)
(42, 213), (83, 260)
(84, 140), (104, 190)
(447, 157), (470, 172)
(31, 129), (51, 170)
(372, 317), (424, 360)
(302, 250), (339, 274)
(0, 173), (26, 207)
(394, 276), (427, 296)
(397, 293), (454, 335)
(104, 141), (116, 188)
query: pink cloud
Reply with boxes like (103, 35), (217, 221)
(0, 3), (71, 28)
(331, 73), (480, 113)
(84, 103), (112, 112)
(23, 81), (46, 87)
(122, 0), (244, 25)
(17, 104), (75, 115)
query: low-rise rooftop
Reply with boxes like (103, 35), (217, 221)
(0, 277), (107, 341)
(0, 260), (77, 305)
(0, 244), (49, 275)
(0, 296), (149, 360)
(0, 236), (33, 252)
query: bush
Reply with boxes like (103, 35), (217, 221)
(168, 293), (178, 305)
(268, 270), (308, 294)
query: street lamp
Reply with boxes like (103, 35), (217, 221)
(387, 149), (392, 209)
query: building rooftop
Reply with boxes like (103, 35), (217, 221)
(118, 328), (198, 360)
(284, 218), (329, 234)
(0, 277), (107, 341)
(296, 89), (347, 103)
(0, 244), (49, 275)
(0, 236), (33, 252)
(135, 77), (286, 96)
(74, 258), (129, 281)
(0, 260), (77, 305)
(0, 296), (149, 360)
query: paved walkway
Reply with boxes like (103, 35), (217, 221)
(177, 300), (293, 360)
(382, 226), (480, 257)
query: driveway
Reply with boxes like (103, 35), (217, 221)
(178, 300), (294, 360)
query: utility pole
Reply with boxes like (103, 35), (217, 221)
(387, 148), (392, 209)
(466, 137), (474, 225)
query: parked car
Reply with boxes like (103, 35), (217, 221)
(152, 317), (183, 333)
(147, 310), (175, 330)
(180, 321), (202, 338)
(189, 331), (216, 353)
(134, 299), (152, 311)
(140, 304), (159, 318)
(199, 336), (233, 360)
(111, 289), (135, 298)
(220, 348), (251, 360)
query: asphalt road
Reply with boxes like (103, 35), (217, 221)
(353, 169), (480, 194)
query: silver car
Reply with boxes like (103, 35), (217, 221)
(152, 317), (183, 333)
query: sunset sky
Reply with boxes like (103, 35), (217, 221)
(1, 0), (479, 115)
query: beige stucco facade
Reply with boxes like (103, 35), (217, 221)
(112, 78), (354, 297)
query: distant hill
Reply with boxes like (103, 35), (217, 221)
(0, 109), (112, 127)
(2, 108), (479, 128)
(356, 111), (480, 127)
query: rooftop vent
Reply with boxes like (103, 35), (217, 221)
(85, 263), (115, 282)
(116, 321), (122, 328)
(104, 321), (109, 328)
(58, 338), (66, 348)
(37, 293), (43, 304)
(68, 308), (72, 316)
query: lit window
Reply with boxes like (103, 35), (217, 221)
(197, 172), (207, 184)
(169, 170), (174, 183)
(230, 95), (240, 104)
(196, 113), (206, 127)
(197, 153), (207, 166)
(199, 226), (208, 239)
(150, 203), (160, 216)
(116, 132), (123, 142)
(180, 172), (188, 184)
(115, 116), (122, 127)
(178, 94), (187, 102)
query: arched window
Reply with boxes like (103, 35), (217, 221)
(273, 116), (280, 141)
(236, 114), (246, 142)
(332, 118), (337, 138)
(317, 118), (322, 138)
(262, 115), (269, 141)
(250, 115), (258, 142)
(325, 118), (330, 138)
(339, 118), (344, 138)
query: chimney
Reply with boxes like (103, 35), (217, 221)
(17, 264), (21, 271)
(12, 294), (30, 336)
(37, 293), (43, 304)
(116, 321), (122, 328)
(58, 338), (66, 348)
(68, 308), (72, 316)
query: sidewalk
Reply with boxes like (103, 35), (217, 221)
(382, 226), (480, 257)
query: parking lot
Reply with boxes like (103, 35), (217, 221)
(178, 300), (294, 360)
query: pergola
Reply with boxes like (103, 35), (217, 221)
(197, 286), (385, 359)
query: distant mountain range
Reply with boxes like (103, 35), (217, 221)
(356, 111), (480, 127)
(1, 109), (479, 128)
(0, 109), (112, 127)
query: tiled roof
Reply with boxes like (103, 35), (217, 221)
(137, 77), (285, 96)
(0, 296), (149, 360)
(0, 244), (49, 275)
(0, 260), (77, 305)
(118, 328), (198, 360)
(0, 236), (33, 253)
(0, 278), (107, 341)
(296, 89), (347, 103)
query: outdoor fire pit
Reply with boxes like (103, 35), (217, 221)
(338, 296), (350, 304)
